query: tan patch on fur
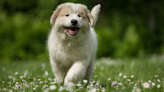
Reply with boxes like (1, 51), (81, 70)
(58, 5), (74, 17)
(79, 5), (94, 27)
(50, 5), (74, 26)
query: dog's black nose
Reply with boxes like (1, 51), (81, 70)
(71, 19), (78, 25)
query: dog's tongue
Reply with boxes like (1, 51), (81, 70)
(66, 27), (79, 36)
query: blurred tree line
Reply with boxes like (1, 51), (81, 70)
(0, 0), (164, 61)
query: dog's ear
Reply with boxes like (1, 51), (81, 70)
(50, 8), (61, 26)
(85, 9), (94, 27)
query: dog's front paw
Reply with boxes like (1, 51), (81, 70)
(64, 73), (75, 85)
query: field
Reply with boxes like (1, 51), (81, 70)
(0, 56), (164, 92)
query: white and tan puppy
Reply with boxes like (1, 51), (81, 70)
(48, 2), (101, 84)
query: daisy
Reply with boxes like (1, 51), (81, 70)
(77, 83), (81, 87)
(142, 82), (150, 88)
(107, 78), (111, 81)
(119, 73), (123, 77)
(123, 75), (127, 78)
(131, 75), (134, 78)
(157, 84), (161, 88)
(152, 82), (155, 86)
(118, 83), (122, 85)
(45, 71), (49, 76)
(101, 87), (106, 92)
(83, 79), (88, 83)
(157, 79), (160, 82)
(148, 80), (151, 83)
(58, 86), (64, 92)
(127, 79), (131, 81)
(49, 85), (57, 90)
(15, 72), (18, 75)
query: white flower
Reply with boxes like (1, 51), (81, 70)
(142, 82), (150, 88)
(157, 84), (161, 88)
(42, 85), (48, 89)
(20, 76), (23, 79)
(118, 83), (122, 85)
(152, 82), (155, 86)
(2, 81), (5, 83)
(58, 86), (64, 92)
(123, 75), (127, 78)
(119, 73), (123, 77)
(8, 89), (13, 92)
(65, 82), (74, 91)
(127, 79), (131, 81)
(132, 87), (141, 92)
(45, 71), (49, 76)
(96, 82), (99, 86)
(101, 87), (106, 92)
(8, 76), (12, 79)
(88, 88), (96, 92)
(23, 83), (27, 86)
(50, 82), (56, 84)
(90, 83), (93, 87)
(131, 75), (134, 78)
(148, 80), (151, 83)
(39, 81), (43, 84)
(111, 81), (118, 87)
(44, 88), (49, 92)
(15, 72), (18, 75)
(44, 81), (48, 83)
(48, 78), (52, 81)
(49, 85), (57, 90)
(154, 75), (158, 77)
(30, 82), (34, 85)
(107, 78), (111, 81)
(77, 83), (81, 87)
(33, 88), (36, 90)
(38, 79), (41, 81)
(83, 79), (88, 83)
(157, 79), (160, 82)
(136, 88), (141, 92)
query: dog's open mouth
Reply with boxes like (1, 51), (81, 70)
(65, 27), (80, 36)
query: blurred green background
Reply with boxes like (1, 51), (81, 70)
(0, 0), (164, 62)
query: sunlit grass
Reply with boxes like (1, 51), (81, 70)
(0, 55), (164, 92)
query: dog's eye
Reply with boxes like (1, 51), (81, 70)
(78, 14), (81, 17)
(65, 14), (69, 17)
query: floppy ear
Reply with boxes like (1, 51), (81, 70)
(50, 8), (61, 26)
(85, 9), (94, 27)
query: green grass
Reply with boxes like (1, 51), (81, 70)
(0, 57), (164, 92)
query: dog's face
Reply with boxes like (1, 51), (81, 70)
(50, 3), (94, 37)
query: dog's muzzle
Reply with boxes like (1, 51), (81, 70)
(65, 27), (79, 36)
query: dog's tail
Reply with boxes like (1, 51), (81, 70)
(91, 4), (101, 27)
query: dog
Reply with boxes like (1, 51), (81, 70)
(47, 2), (101, 85)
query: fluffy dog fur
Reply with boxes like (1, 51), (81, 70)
(47, 2), (101, 84)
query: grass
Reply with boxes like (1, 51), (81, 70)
(0, 56), (164, 92)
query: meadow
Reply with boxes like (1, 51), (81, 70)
(0, 55), (164, 92)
